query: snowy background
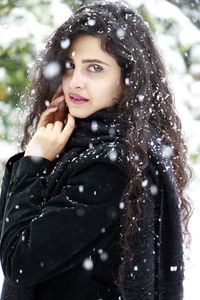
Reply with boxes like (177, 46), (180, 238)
(0, 0), (199, 298)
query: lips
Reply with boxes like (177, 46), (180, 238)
(69, 93), (89, 104)
(69, 93), (88, 100)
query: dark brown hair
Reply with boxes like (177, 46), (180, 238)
(20, 0), (192, 287)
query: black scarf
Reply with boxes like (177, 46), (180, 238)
(44, 105), (127, 198)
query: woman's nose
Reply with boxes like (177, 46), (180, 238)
(69, 69), (85, 89)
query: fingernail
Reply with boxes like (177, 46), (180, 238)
(56, 96), (65, 103)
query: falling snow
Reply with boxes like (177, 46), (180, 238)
(125, 77), (130, 85)
(170, 266), (178, 272)
(82, 258), (93, 271)
(116, 28), (126, 40)
(134, 154), (139, 161)
(43, 62), (61, 79)
(119, 202), (125, 209)
(161, 145), (173, 158)
(65, 61), (72, 69)
(150, 185), (158, 195)
(109, 127), (115, 136)
(89, 143), (94, 149)
(101, 227), (106, 233)
(138, 94), (144, 102)
(142, 179), (148, 187)
(60, 38), (70, 49)
(91, 120), (98, 132)
(45, 100), (50, 107)
(87, 19), (96, 26)
(78, 185), (84, 193)
(108, 149), (117, 162)
(100, 251), (108, 261)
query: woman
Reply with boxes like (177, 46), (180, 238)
(0, 1), (191, 299)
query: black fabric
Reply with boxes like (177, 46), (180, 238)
(0, 106), (127, 300)
(0, 106), (184, 299)
(119, 127), (184, 300)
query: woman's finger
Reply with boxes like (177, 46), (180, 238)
(37, 95), (66, 130)
(61, 114), (76, 142)
(50, 94), (65, 105)
(46, 123), (54, 130)
(37, 106), (58, 129)
(53, 101), (66, 123)
(53, 121), (64, 133)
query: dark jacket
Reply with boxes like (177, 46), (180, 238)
(0, 107), (128, 300)
(0, 106), (184, 299)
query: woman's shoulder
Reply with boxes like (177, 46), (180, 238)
(1, 153), (20, 191)
(4, 152), (25, 173)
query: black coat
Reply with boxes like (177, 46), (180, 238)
(0, 106), (184, 299)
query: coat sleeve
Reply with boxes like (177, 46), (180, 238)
(0, 154), (127, 288)
(0, 153), (25, 233)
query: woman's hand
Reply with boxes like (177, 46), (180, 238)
(37, 85), (66, 129)
(24, 85), (76, 161)
(24, 114), (75, 161)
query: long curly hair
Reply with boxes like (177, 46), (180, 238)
(20, 0), (192, 288)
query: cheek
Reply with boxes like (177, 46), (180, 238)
(62, 76), (67, 86)
(99, 84), (113, 99)
(104, 81), (123, 99)
(62, 77), (69, 92)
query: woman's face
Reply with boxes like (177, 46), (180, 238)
(62, 34), (126, 118)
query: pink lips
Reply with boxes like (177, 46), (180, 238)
(69, 93), (89, 104)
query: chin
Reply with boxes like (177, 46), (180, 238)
(68, 107), (91, 119)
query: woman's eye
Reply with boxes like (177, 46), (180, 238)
(64, 62), (103, 73)
(89, 64), (103, 73)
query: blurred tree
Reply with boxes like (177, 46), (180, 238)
(0, 0), (93, 107)
(0, 39), (35, 105)
(167, 0), (200, 29)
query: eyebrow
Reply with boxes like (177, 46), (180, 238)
(67, 57), (110, 66)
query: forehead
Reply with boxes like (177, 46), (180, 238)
(68, 35), (116, 64)
(70, 34), (100, 45)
